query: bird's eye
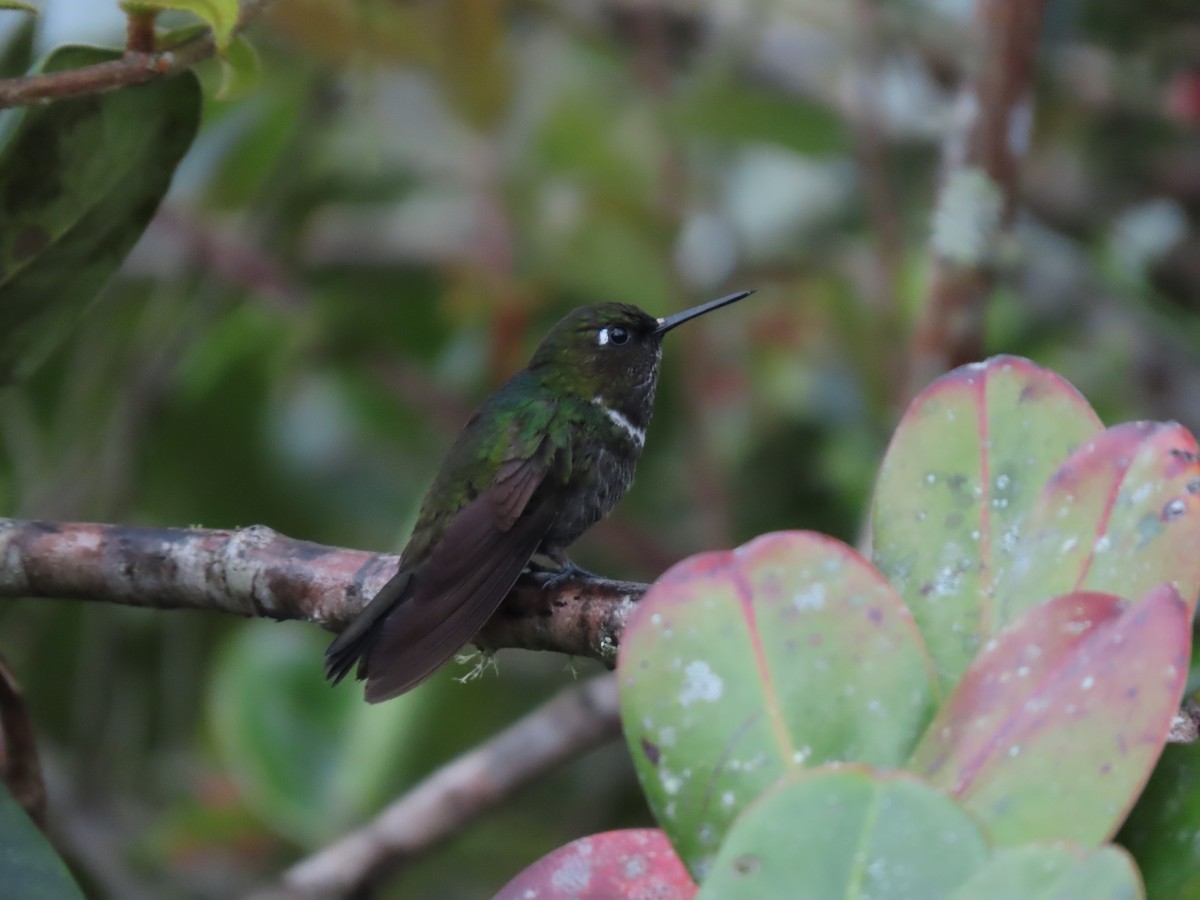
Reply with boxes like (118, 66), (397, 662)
(608, 326), (630, 345)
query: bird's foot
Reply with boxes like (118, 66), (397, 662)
(529, 551), (599, 589)
(454, 648), (500, 684)
(540, 556), (604, 592)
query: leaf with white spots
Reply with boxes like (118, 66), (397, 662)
(870, 355), (1103, 695)
(994, 421), (1200, 628)
(492, 829), (696, 900)
(910, 585), (1190, 846)
(618, 531), (938, 875)
(696, 766), (989, 900)
(948, 843), (1144, 899)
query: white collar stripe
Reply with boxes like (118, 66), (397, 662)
(592, 396), (645, 448)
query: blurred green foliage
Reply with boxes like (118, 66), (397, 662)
(0, 0), (1198, 896)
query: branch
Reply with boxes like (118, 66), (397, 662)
(256, 674), (620, 898)
(905, 0), (1049, 396)
(0, 655), (46, 828)
(0, 519), (645, 666)
(0, 0), (274, 110)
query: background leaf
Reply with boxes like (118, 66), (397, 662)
(619, 531), (937, 874)
(0, 45), (200, 382)
(207, 621), (428, 845)
(215, 34), (260, 101)
(1119, 739), (1200, 899)
(870, 356), (1103, 693)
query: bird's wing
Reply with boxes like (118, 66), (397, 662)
(328, 397), (566, 702)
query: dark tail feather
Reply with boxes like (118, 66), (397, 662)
(324, 570), (413, 685)
(359, 501), (554, 703)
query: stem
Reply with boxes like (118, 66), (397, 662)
(0, 0), (274, 109)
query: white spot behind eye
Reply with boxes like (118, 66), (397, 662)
(597, 328), (609, 346)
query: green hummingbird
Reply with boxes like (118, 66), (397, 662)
(325, 289), (755, 701)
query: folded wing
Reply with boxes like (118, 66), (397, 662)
(325, 430), (561, 702)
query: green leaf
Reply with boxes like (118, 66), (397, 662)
(208, 621), (428, 845)
(994, 421), (1200, 628)
(1119, 740), (1200, 899)
(0, 2), (38, 15)
(697, 767), (989, 898)
(0, 45), (200, 382)
(949, 844), (1143, 899)
(619, 531), (937, 875)
(120, 0), (238, 52)
(0, 783), (86, 899)
(870, 355), (1104, 694)
(911, 585), (1189, 847)
(215, 33), (259, 100)
(0, 14), (36, 79)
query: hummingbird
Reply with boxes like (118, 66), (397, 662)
(325, 289), (755, 702)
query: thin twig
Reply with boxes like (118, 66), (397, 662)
(0, 0), (274, 109)
(0, 654), (46, 827)
(258, 674), (621, 898)
(0, 518), (646, 667)
(904, 0), (1049, 398)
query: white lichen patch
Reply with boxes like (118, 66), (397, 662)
(550, 844), (593, 892)
(659, 767), (684, 795)
(793, 582), (826, 611)
(623, 855), (648, 879)
(932, 565), (963, 597)
(679, 660), (724, 707)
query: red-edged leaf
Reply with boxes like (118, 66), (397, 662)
(619, 532), (937, 875)
(995, 421), (1200, 627)
(911, 585), (1190, 846)
(870, 356), (1103, 693)
(492, 829), (695, 900)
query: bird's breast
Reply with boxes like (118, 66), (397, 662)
(544, 435), (639, 550)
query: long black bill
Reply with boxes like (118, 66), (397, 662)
(653, 289), (756, 336)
